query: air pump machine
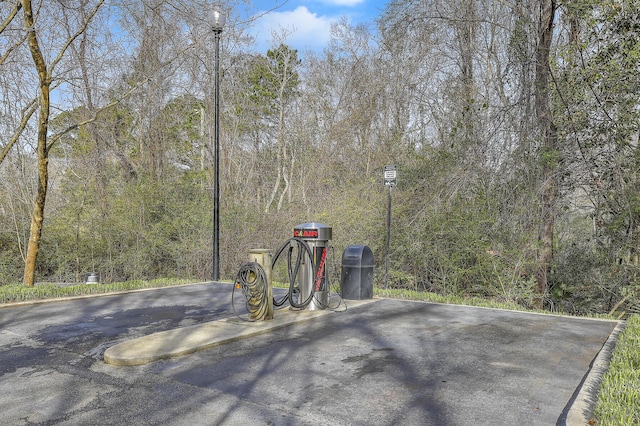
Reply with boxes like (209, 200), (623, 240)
(233, 222), (333, 319)
(293, 222), (332, 310)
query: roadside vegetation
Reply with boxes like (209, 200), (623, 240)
(0, 279), (192, 304)
(594, 315), (640, 425)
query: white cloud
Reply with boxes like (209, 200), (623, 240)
(323, 0), (365, 6)
(251, 6), (335, 53)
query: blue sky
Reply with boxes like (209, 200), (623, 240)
(246, 0), (389, 53)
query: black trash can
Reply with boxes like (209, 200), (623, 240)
(340, 245), (374, 300)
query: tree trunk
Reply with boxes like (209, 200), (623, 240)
(23, 147), (49, 287)
(22, 0), (51, 286)
(534, 0), (557, 307)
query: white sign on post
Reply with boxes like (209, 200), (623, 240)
(383, 164), (397, 289)
(383, 165), (397, 186)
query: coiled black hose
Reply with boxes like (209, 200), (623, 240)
(232, 261), (270, 321)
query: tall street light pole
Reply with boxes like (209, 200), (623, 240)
(211, 9), (225, 281)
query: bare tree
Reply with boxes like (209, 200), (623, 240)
(1, 1), (105, 286)
(24, 0), (105, 286)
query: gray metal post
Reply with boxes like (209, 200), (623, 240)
(385, 184), (391, 289)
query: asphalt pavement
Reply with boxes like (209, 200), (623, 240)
(0, 282), (621, 425)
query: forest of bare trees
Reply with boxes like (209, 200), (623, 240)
(1, 0), (639, 315)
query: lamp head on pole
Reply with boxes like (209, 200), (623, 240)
(211, 9), (226, 33)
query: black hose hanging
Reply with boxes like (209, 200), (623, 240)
(272, 237), (316, 310)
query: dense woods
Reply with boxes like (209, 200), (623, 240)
(1, 0), (639, 315)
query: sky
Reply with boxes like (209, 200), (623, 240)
(246, 0), (389, 54)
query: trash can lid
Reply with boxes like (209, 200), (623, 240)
(293, 222), (332, 240)
(342, 245), (374, 267)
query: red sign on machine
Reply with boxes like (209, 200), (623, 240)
(293, 228), (318, 238)
(314, 246), (327, 292)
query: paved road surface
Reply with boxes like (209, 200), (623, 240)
(0, 283), (619, 425)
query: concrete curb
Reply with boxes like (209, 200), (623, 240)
(564, 320), (625, 425)
(104, 299), (380, 366)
